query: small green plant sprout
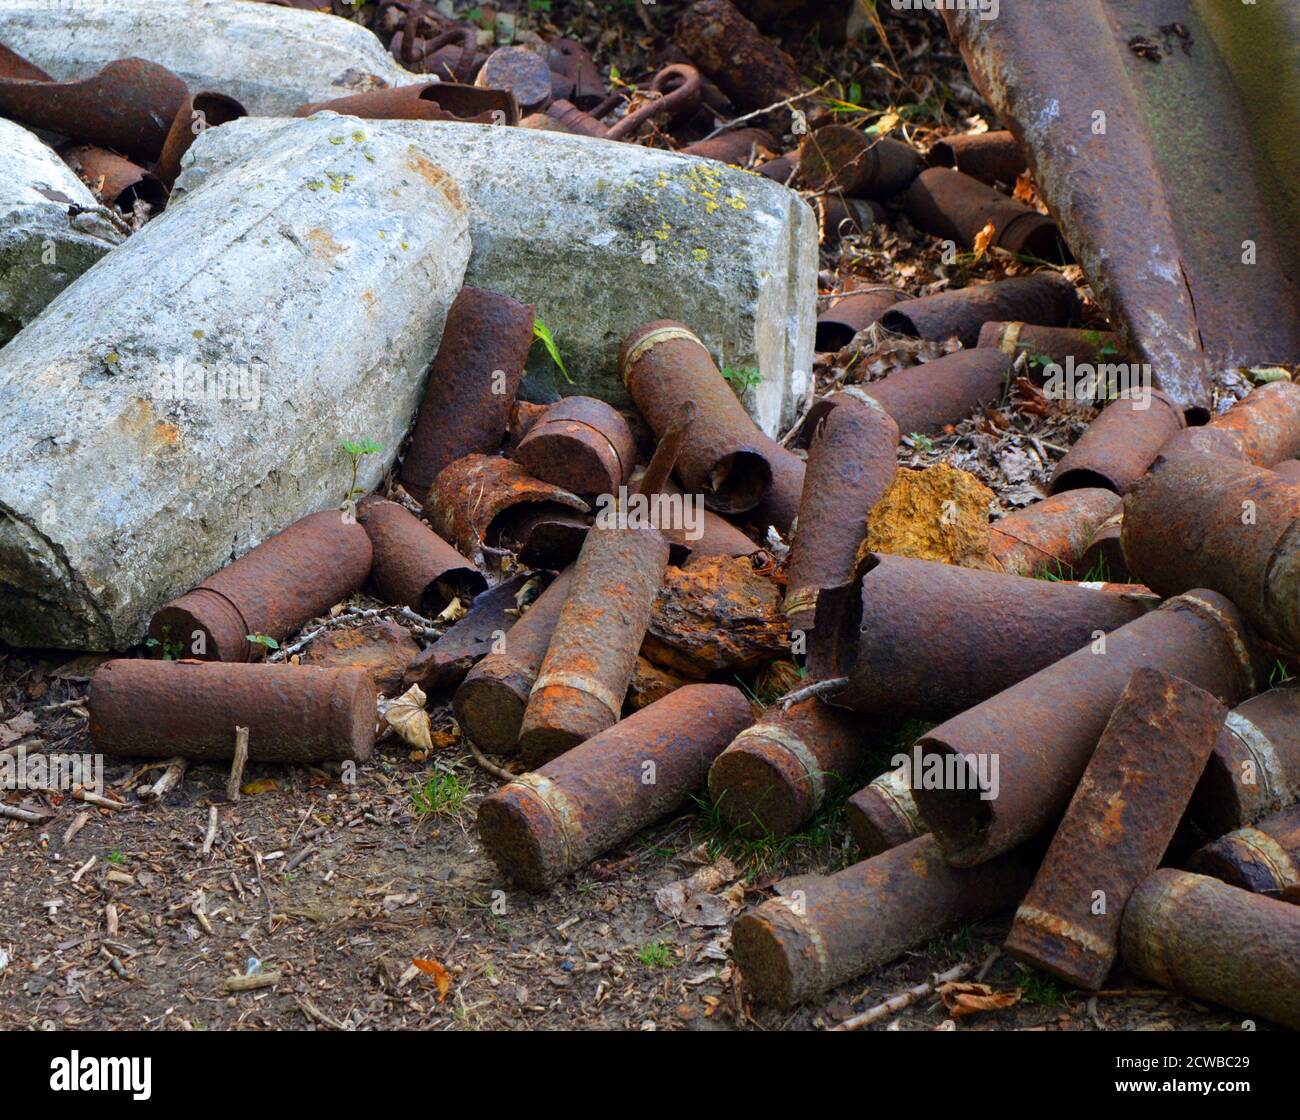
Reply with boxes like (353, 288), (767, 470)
(909, 431), (934, 453)
(531, 318), (573, 384)
(636, 940), (673, 968)
(145, 625), (184, 660)
(246, 633), (279, 653)
(1269, 658), (1295, 687)
(340, 438), (382, 515)
(107, 850), (126, 865)
(410, 769), (471, 817)
(721, 364), (762, 395)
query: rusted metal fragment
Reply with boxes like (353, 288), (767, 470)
(990, 487), (1121, 577)
(1162, 381), (1300, 468)
(647, 479), (761, 562)
(798, 129), (922, 199)
(301, 618), (420, 695)
(679, 127), (775, 166)
(643, 554), (786, 679)
(59, 145), (165, 213)
(977, 322), (1125, 370)
(815, 195), (884, 251)
(1121, 870), (1300, 1029)
(674, 0), (801, 113)
(913, 590), (1258, 867)
(1005, 668), (1226, 990)
(507, 400), (548, 448)
(1077, 512), (1130, 583)
(498, 504), (592, 570)
(476, 46), (552, 114)
(148, 510), (372, 663)
(423, 455), (589, 571)
(1050, 389), (1185, 495)
(903, 167), (1068, 262)
(479, 684), (753, 890)
(356, 498), (485, 617)
(606, 65), (703, 143)
(731, 835), (1038, 1008)
(812, 553), (1150, 720)
(89, 660), (375, 762)
(625, 655), (687, 714)
(1273, 460), (1300, 484)
(1188, 688), (1300, 836)
(880, 272), (1078, 348)
(928, 129), (1026, 189)
(0, 43), (51, 81)
(847, 767), (927, 856)
(153, 91), (246, 192)
(815, 287), (912, 355)
(1190, 803), (1300, 903)
(547, 38), (605, 110)
(453, 568), (573, 754)
(1122, 451), (1300, 650)
(708, 698), (872, 838)
(518, 524), (669, 765)
(296, 82), (518, 124)
(784, 398), (898, 628)
(864, 464), (997, 569)
(945, 3), (1300, 414)
(511, 396), (636, 497)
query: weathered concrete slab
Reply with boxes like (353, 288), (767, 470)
(176, 117), (818, 436)
(0, 118), (122, 345)
(0, 116), (470, 650)
(0, 0), (422, 115)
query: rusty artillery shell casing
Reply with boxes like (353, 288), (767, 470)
(1161, 380), (1300, 467)
(401, 287), (537, 499)
(518, 523), (670, 765)
(1188, 687), (1300, 836)
(1121, 870), (1300, 1029)
(1189, 803), (1300, 902)
(148, 510), (372, 663)
(977, 322), (1124, 371)
(452, 568), (574, 753)
(60, 144), (165, 213)
(847, 767), (927, 855)
(798, 128), (922, 199)
(678, 127), (775, 166)
(153, 91), (247, 192)
(731, 835), (1038, 1008)
(913, 590), (1258, 867)
(811, 553), (1150, 720)
(356, 498), (485, 617)
(903, 167), (1069, 263)
(1122, 451), (1300, 651)
(815, 287), (912, 353)
(642, 477), (761, 561)
(880, 272), (1079, 349)
(753, 444), (805, 536)
(928, 129), (1027, 188)
(498, 504), (592, 570)
(511, 396), (636, 497)
(1004, 668), (1226, 990)
(783, 399), (898, 628)
(619, 320), (773, 514)
(295, 82), (517, 125)
(990, 487), (1121, 577)
(707, 699), (872, 839)
(479, 683), (753, 889)
(476, 45), (553, 113)
(815, 195), (884, 250)
(1050, 389), (1185, 495)
(674, 0), (802, 113)
(89, 660), (375, 763)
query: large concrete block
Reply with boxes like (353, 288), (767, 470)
(0, 116), (470, 650)
(176, 117), (819, 436)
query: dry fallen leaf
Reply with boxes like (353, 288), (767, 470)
(972, 219), (997, 262)
(380, 683), (432, 751)
(940, 981), (1022, 1019)
(1013, 171), (1036, 204)
(0, 712), (39, 746)
(412, 957), (452, 1002)
(240, 779), (278, 797)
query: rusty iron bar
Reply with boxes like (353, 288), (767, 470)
(511, 396), (637, 497)
(401, 287), (537, 499)
(1190, 803), (1300, 904)
(847, 767), (927, 856)
(148, 510), (372, 663)
(153, 91), (247, 193)
(89, 660), (375, 762)
(927, 129), (1027, 189)
(1122, 450), (1300, 650)
(880, 272), (1079, 349)
(59, 144), (165, 213)
(356, 498), (485, 617)
(1004, 668), (1226, 990)
(798, 128), (922, 199)
(977, 322), (1125, 371)
(1049, 388), (1185, 495)
(1120, 870), (1300, 1029)
(815, 287), (912, 353)
(811, 553), (1152, 721)
(730, 835), (1039, 1008)
(912, 589), (1259, 867)
(541, 98), (613, 138)
(674, 0), (802, 113)
(296, 82), (518, 124)
(479, 683), (754, 889)
(990, 487), (1121, 577)
(606, 65), (702, 142)
(1162, 381), (1300, 467)
(707, 698), (873, 839)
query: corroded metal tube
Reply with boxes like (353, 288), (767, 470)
(815, 287), (912, 353)
(798, 128), (922, 199)
(880, 272), (1078, 348)
(357, 498), (485, 616)
(511, 396), (636, 497)
(989, 487), (1121, 577)
(977, 322), (1124, 370)
(928, 129), (1026, 188)
(1161, 381), (1300, 467)
(846, 768), (927, 855)
(153, 91), (247, 192)
(1050, 389), (1185, 495)
(1189, 803), (1300, 902)
(60, 144), (165, 213)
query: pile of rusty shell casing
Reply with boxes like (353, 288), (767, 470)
(1122, 451), (1300, 650)
(518, 522), (670, 766)
(59, 144), (165, 213)
(423, 454), (589, 570)
(638, 477), (761, 562)
(476, 46), (553, 114)
(453, 568), (573, 753)
(478, 683), (754, 889)
(1004, 668), (1226, 990)
(510, 396), (636, 497)
(846, 768), (927, 855)
(401, 287), (537, 500)
(356, 498), (485, 617)
(1076, 512), (1130, 583)
(678, 127), (775, 166)
(927, 129), (1027, 189)
(0, 57), (188, 163)
(1188, 687), (1300, 836)
(707, 698), (872, 839)
(989, 487), (1121, 577)
(810, 553), (1152, 721)
(977, 322), (1124, 372)
(147, 510), (372, 663)
(797, 128), (922, 199)
(1161, 380), (1300, 468)
(619, 320), (773, 515)
(674, 0), (802, 113)
(295, 82), (518, 125)
(89, 660), (376, 763)
(880, 272), (1079, 349)
(153, 91), (247, 192)
(912, 589), (1259, 867)
(783, 399), (898, 629)
(1120, 870), (1300, 1029)
(815, 287), (912, 353)
(1189, 803), (1300, 902)
(1049, 388), (1185, 495)
(731, 835), (1038, 1008)
(903, 167), (1069, 263)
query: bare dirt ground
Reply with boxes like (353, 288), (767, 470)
(0, 2), (1263, 1031)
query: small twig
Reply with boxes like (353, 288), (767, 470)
(224, 970), (279, 993)
(71, 854), (97, 883)
(140, 757), (187, 802)
(201, 805), (219, 858)
(226, 727), (249, 801)
(298, 995), (346, 1030)
(465, 736), (516, 782)
(73, 787), (128, 811)
(40, 697), (88, 712)
(62, 811), (90, 845)
(0, 803), (50, 824)
(778, 677), (849, 711)
(832, 962), (972, 1031)
(283, 846), (315, 874)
